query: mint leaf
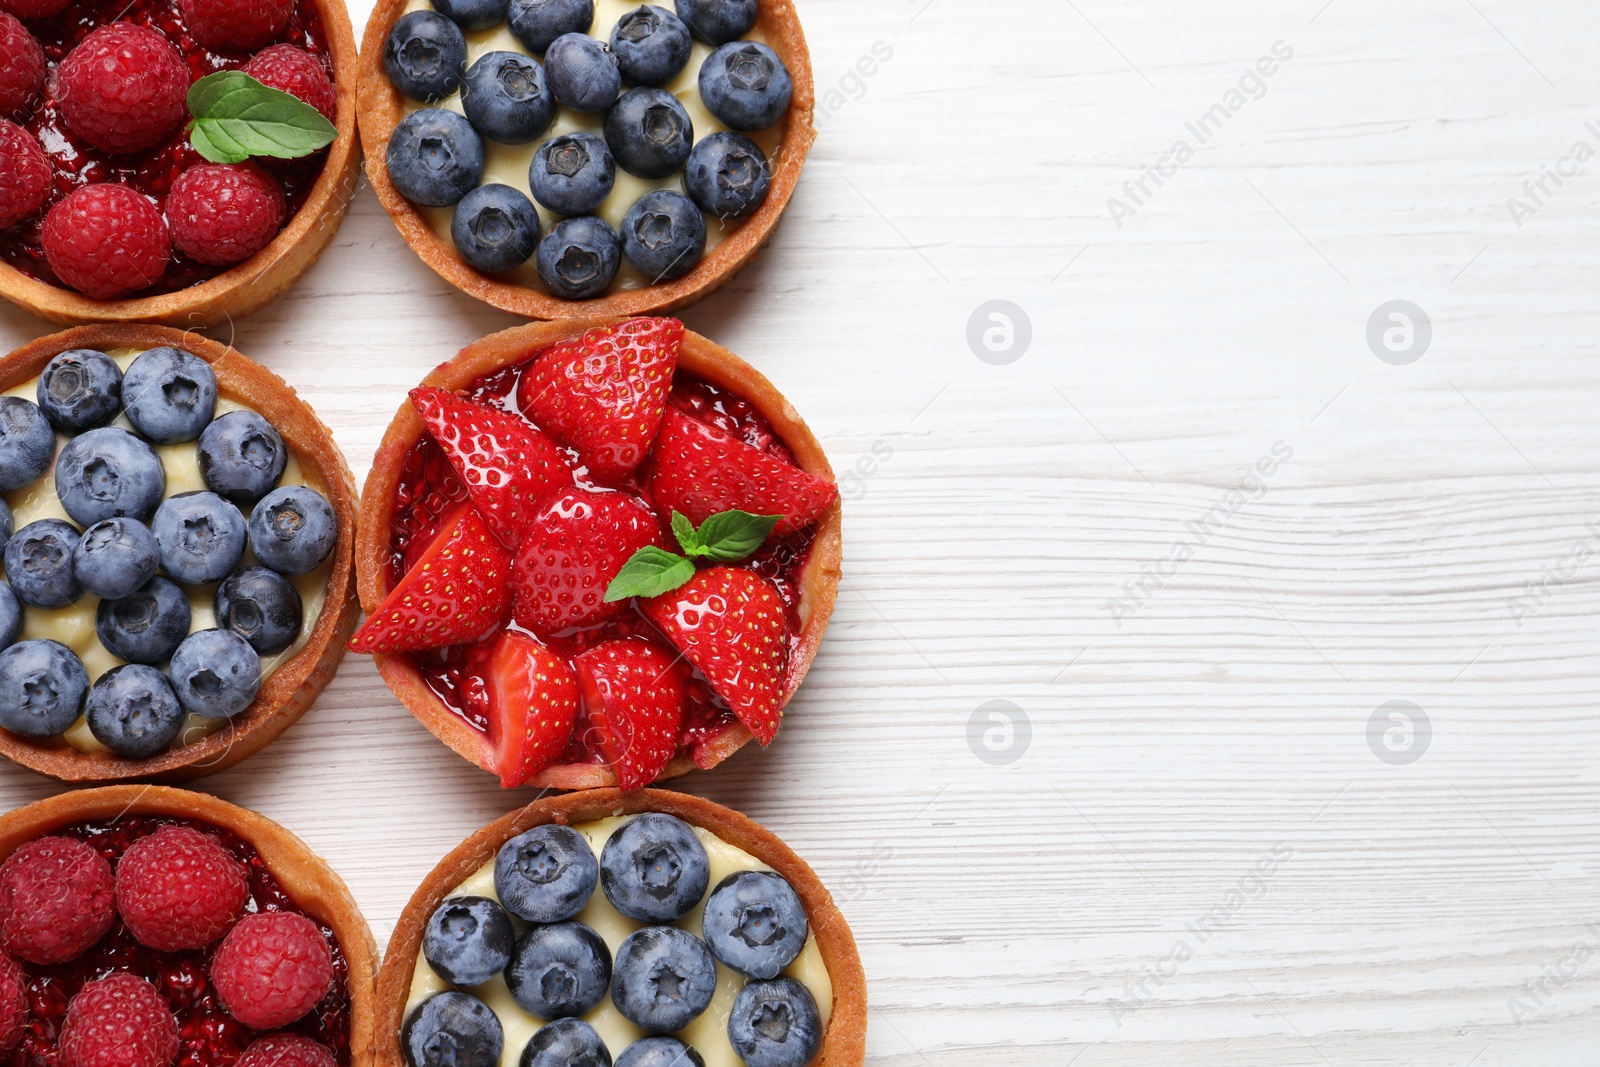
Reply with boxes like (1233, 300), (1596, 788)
(693, 510), (781, 563)
(605, 546), (696, 601)
(188, 71), (337, 165)
(671, 511), (702, 556)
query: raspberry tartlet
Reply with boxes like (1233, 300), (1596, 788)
(376, 788), (866, 1067)
(357, 0), (815, 319)
(0, 0), (360, 327)
(0, 785), (376, 1066)
(353, 316), (841, 791)
(0, 324), (359, 782)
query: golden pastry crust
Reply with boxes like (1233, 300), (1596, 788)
(0, 324), (360, 782)
(0, 785), (378, 1065)
(0, 0), (362, 328)
(371, 788), (866, 1066)
(355, 316), (841, 791)
(356, 0), (816, 320)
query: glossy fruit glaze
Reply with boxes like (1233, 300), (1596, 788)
(0, 0), (332, 295)
(6, 816), (352, 1067)
(387, 367), (819, 770)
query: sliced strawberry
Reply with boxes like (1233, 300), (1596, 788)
(646, 407), (837, 537)
(512, 490), (665, 637)
(516, 317), (682, 483)
(349, 505), (511, 655)
(477, 630), (580, 788)
(410, 386), (574, 548)
(575, 637), (687, 790)
(642, 567), (787, 745)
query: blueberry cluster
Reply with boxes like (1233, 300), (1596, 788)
(383, 0), (787, 299)
(405, 813), (823, 1067)
(0, 347), (338, 759)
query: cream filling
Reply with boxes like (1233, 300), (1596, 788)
(403, 815), (834, 1067)
(399, 0), (783, 294)
(1, 349), (333, 755)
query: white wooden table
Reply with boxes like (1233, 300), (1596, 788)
(4, 1), (1600, 1063)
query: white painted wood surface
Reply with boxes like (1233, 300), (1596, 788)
(4, 0), (1600, 1063)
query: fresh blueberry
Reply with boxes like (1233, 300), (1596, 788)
(673, 0), (756, 45)
(610, 926), (717, 1032)
(384, 10), (467, 103)
(0, 397), (54, 493)
(519, 1018), (612, 1067)
(73, 518), (160, 600)
(536, 216), (621, 300)
(0, 498), (11, 558)
(423, 896), (516, 987)
(615, 1037), (705, 1067)
(0, 584), (20, 651)
(121, 347), (217, 445)
(452, 184), (542, 274)
(95, 577), (191, 664)
(685, 130), (770, 219)
(701, 870), (808, 979)
(599, 813), (710, 923)
(36, 349), (123, 434)
(153, 492), (247, 585)
(5, 519), (83, 609)
(84, 664), (185, 759)
(621, 190), (704, 280)
(544, 33), (620, 113)
(528, 133), (615, 216)
(604, 87), (692, 178)
(494, 823), (598, 923)
(388, 108), (487, 208)
(610, 6), (691, 86)
(169, 629), (260, 719)
(699, 41), (791, 131)
(462, 51), (555, 144)
(215, 566), (302, 656)
(54, 427), (166, 528)
(0, 641), (88, 738)
(248, 486), (337, 576)
(198, 411), (286, 508)
(403, 991), (504, 1067)
(507, 0), (593, 54)
(431, 0), (509, 31)
(505, 922), (611, 1020)
(727, 977), (822, 1067)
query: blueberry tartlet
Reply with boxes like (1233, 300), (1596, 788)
(376, 789), (865, 1067)
(357, 0), (814, 319)
(352, 316), (841, 791)
(0, 324), (359, 782)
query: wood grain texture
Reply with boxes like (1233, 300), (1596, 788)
(3, 1), (1600, 1064)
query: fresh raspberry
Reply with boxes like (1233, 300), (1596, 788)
(179, 0), (293, 53)
(0, 119), (49, 228)
(0, 836), (115, 965)
(0, 951), (26, 1052)
(237, 1032), (337, 1067)
(244, 44), (338, 122)
(0, 0), (71, 20)
(165, 163), (286, 266)
(0, 13), (44, 120)
(57, 23), (189, 155)
(210, 912), (334, 1030)
(115, 825), (249, 952)
(42, 184), (172, 299)
(57, 974), (178, 1067)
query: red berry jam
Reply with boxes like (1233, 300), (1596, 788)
(8, 816), (353, 1067)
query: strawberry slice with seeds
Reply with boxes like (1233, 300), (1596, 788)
(642, 566), (787, 745)
(575, 637), (687, 790)
(349, 504), (511, 654)
(646, 407), (837, 537)
(516, 317), (682, 483)
(513, 490), (665, 636)
(410, 386), (575, 548)
(476, 629), (580, 788)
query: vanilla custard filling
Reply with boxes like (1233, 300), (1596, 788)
(400, 0), (784, 294)
(404, 815), (833, 1067)
(1, 349), (333, 755)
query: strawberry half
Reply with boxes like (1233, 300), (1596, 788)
(513, 490), (665, 637)
(646, 407), (837, 537)
(575, 637), (687, 790)
(477, 629), (580, 788)
(642, 566), (787, 745)
(410, 386), (575, 548)
(349, 504), (511, 655)
(516, 317), (682, 483)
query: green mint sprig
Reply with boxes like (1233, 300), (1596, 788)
(605, 509), (780, 602)
(187, 71), (336, 165)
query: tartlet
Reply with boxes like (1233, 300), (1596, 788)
(0, 324), (360, 782)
